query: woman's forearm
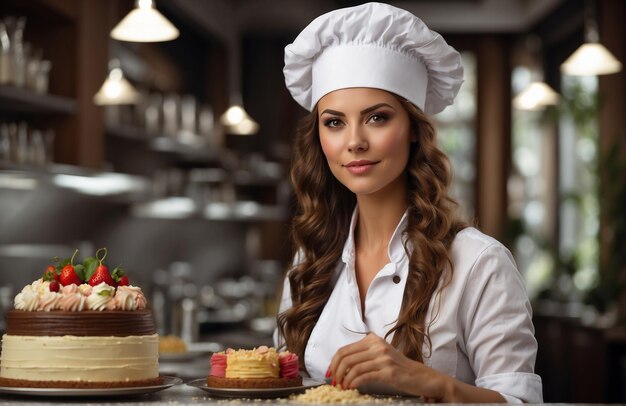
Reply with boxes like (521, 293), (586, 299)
(438, 375), (506, 403)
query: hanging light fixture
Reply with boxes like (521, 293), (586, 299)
(93, 59), (141, 105)
(560, 3), (622, 76)
(513, 35), (560, 111)
(110, 0), (179, 43)
(513, 81), (560, 111)
(220, 103), (259, 135)
(219, 31), (259, 136)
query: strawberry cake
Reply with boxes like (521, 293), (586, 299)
(208, 346), (302, 388)
(0, 248), (161, 388)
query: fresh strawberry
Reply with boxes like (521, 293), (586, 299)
(60, 264), (82, 286)
(49, 281), (60, 292)
(43, 265), (59, 282)
(89, 266), (115, 286)
(59, 249), (82, 286)
(116, 275), (129, 286)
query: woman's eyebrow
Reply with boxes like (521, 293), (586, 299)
(320, 108), (344, 117)
(320, 103), (394, 117)
(360, 103), (394, 115)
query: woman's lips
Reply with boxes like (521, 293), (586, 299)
(344, 160), (379, 174)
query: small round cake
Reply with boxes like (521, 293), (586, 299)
(207, 346), (302, 388)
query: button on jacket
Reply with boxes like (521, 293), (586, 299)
(276, 208), (543, 403)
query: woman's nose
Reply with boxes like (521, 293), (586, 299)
(347, 126), (368, 152)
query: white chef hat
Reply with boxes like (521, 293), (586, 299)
(284, 2), (463, 115)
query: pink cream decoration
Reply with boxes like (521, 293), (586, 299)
(278, 352), (300, 379)
(210, 353), (228, 377)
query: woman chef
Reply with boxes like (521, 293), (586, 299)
(274, 2), (542, 403)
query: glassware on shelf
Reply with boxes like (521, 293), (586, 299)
(0, 16), (51, 92)
(1, 16), (27, 88)
(180, 94), (196, 134)
(162, 93), (180, 138)
(145, 92), (163, 135)
(0, 21), (10, 85)
(43, 129), (55, 164)
(16, 121), (28, 164)
(29, 129), (46, 166)
(0, 123), (9, 161)
(25, 46), (41, 90)
(0, 121), (55, 167)
(34, 59), (51, 94)
(7, 122), (17, 162)
(198, 104), (214, 143)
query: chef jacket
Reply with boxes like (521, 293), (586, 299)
(275, 207), (543, 403)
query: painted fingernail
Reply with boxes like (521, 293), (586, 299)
(331, 379), (336, 386)
(325, 368), (331, 378)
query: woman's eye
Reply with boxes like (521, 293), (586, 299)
(324, 118), (343, 128)
(367, 113), (388, 124)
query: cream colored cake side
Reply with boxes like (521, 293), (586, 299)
(225, 348), (280, 379)
(0, 334), (159, 382)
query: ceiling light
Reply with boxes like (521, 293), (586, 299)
(110, 0), (179, 43)
(220, 104), (259, 135)
(561, 43), (622, 76)
(93, 59), (141, 105)
(560, 9), (622, 76)
(513, 81), (560, 111)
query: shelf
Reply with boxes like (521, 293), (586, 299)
(188, 168), (286, 187)
(107, 124), (221, 162)
(132, 197), (288, 222)
(0, 161), (151, 202)
(0, 86), (76, 115)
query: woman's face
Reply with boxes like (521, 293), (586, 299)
(317, 88), (414, 197)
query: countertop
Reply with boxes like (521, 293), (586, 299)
(0, 379), (422, 405)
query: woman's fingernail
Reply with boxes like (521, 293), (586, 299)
(325, 369), (331, 378)
(331, 379), (336, 386)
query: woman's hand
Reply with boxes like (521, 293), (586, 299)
(327, 333), (506, 403)
(327, 333), (450, 401)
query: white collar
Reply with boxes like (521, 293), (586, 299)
(341, 205), (409, 265)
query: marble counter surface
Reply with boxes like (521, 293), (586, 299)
(0, 380), (420, 405)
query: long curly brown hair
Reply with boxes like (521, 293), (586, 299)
(277, 95), (467, 367)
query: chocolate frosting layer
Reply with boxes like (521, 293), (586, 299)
(5, 310), (156, 336)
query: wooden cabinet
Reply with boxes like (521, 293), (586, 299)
(534, 312), (626, 402)
(0, 0), (107, 168)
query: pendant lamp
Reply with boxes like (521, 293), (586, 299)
(560, 4), (622, 76)
(219, 32), (259, 136)
(111, 0), (179, 43)
(220, 100), (259, 136)
(513, 81), (560, 111)
(93, 59), (141, 105)
(513, 36), (560, 111)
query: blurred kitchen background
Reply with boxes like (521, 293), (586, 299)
(0, 0), (624, 401)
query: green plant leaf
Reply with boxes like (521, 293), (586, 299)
(73, 264), (85, 281)
(82, 257), (99, 281)
(55, 257), (70, 272)
(111, 266), (125, 282)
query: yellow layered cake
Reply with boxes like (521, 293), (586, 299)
(208, 346), (302, 388)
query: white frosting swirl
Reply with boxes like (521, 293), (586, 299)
(14, 284), (38, 311)
(112, 285), (146, 311)
(31, 278), (51, 295)
(58, 293), (86, 311)
(14, 280), (148, 312)
(87, 282), (115, 311)
(61, 284), (79, 295)
(79, 284), (92, 296)
(38, 290), (60, 311)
